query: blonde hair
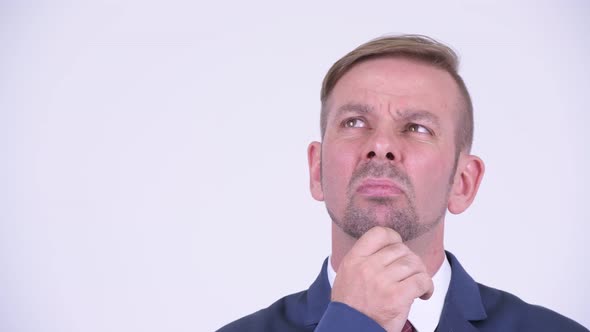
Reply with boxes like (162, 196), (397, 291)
(320, 35), (473, 152)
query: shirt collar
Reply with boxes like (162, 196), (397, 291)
(327, 254), (452, 332)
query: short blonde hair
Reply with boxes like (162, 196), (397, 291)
(320, 35), (473, 153)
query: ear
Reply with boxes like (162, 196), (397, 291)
(448, 154), (485, 214)
(307, 141), (324, 201)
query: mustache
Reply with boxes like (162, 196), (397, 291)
(349, 162), (412, 192)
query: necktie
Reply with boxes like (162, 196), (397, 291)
(402, 320), (416, 332)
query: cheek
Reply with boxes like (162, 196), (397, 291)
(321, 147), (358, 194)
(406, 151), (454, 197)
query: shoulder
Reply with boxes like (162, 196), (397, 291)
(475, 283), (588, 331)
(216, 290), (311, 332)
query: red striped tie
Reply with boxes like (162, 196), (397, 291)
(402, 320), (416, 332)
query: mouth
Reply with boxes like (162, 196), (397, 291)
(356, 178), (404, 198)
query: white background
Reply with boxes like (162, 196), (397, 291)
(1, 1), (589, 331)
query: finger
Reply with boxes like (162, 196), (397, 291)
(368, 242), (411, 267)
(349, 226), (403, 257)
(395, 272), (435, 301)
(378, 253), (428, 282)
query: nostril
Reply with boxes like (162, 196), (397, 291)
(386, 152), (395, 160)
(367, 151), (376, 158)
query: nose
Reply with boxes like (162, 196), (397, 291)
(365, 128), (397, 161)
(366, 151), (395, 160)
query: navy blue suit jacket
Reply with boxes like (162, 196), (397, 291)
(218, 252), (587, 331)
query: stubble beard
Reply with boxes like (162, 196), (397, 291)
(326, 162), (447, 242)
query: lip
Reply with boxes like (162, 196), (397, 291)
(356, 178), (403, 197)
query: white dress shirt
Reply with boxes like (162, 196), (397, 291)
(327, 254), (452, 332)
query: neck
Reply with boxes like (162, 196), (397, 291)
(330, 221), (446, 277)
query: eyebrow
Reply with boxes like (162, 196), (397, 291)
(335, 103), (440, 127)
(396, 109), (441, 128)
(335, 103), (374, 115)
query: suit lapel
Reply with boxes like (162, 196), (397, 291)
(436, 251), (488, 332)
(436, 299), (480, 332)
(303, 258), (332, 327)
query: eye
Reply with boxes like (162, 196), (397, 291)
(342, 118), (366, 128)
(407, 123), (432, 135)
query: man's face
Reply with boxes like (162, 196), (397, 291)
(310, 57), (464, 241)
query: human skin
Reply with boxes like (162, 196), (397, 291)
(307, 57), (485, 331)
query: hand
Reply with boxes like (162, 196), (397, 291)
(331, 226), (434, 332)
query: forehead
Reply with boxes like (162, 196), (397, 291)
(325, 57), (462, 123)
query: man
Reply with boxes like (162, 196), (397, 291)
(217, 35), (587, 332)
